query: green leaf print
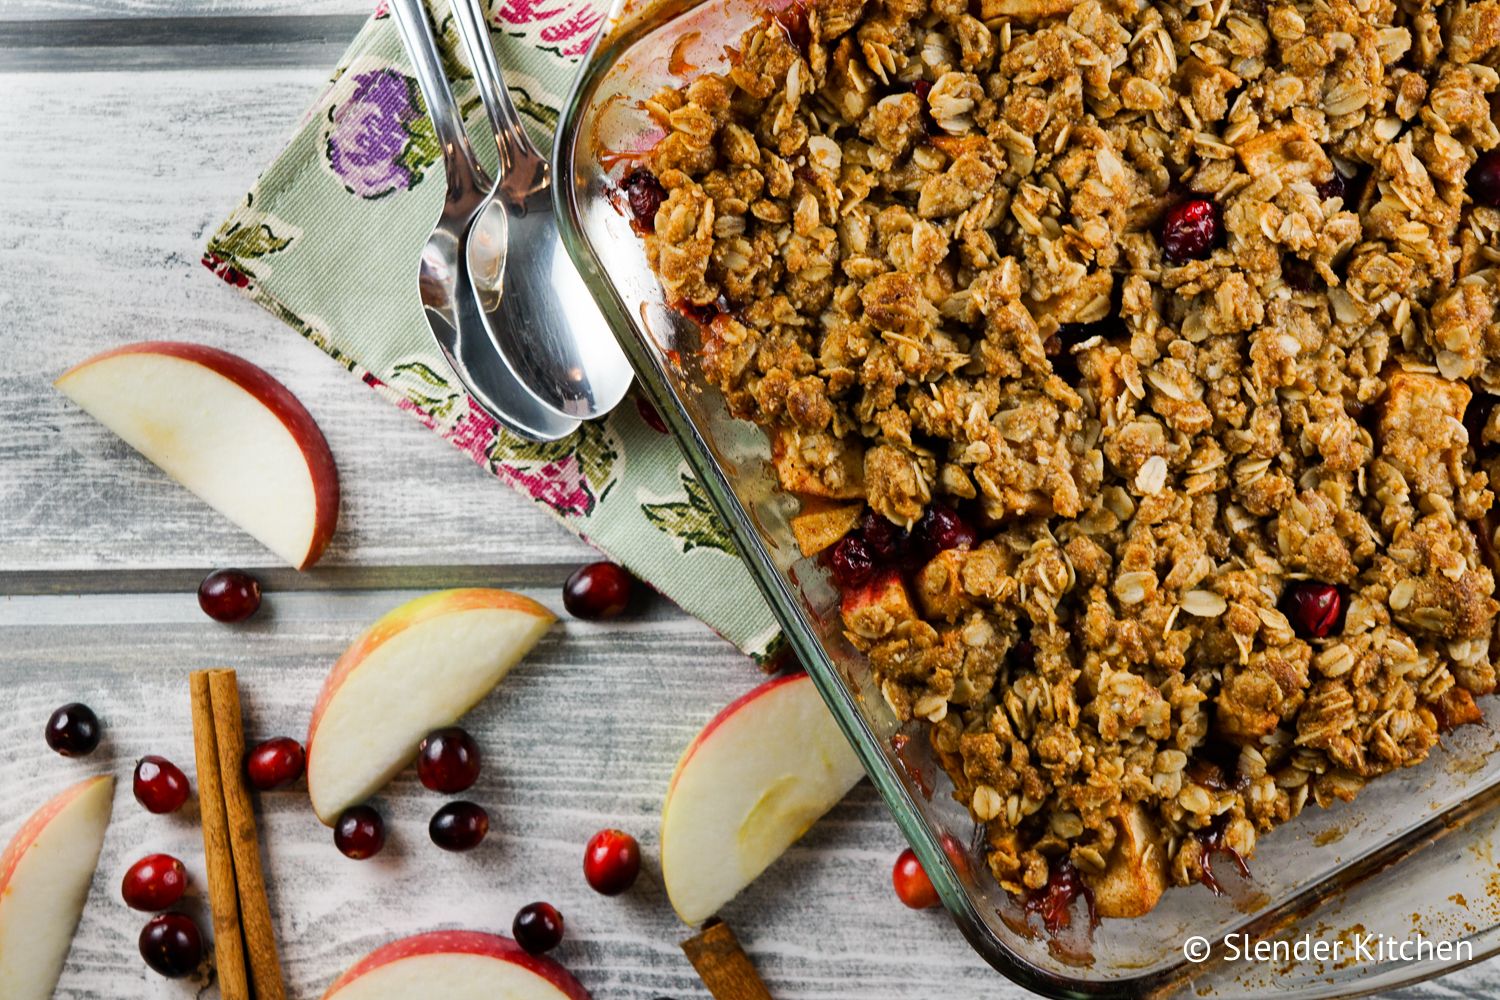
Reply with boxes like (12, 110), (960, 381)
(641, 469), (738, 556)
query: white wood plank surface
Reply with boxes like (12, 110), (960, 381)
(0, 7), (1495, 1000)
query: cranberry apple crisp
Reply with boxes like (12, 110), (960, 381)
(629, 0), (1500, 919)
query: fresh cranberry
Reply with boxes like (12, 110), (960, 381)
(45, 702), (101, 757)
(1470, 150), (1500, 208)
(1024, 858), (1098, 933)
(623, 168), (666, 233)
(1160, 198), (1220, 263)
(133, 756), (190, 814)
(892, 848), (940, 909)
(139, 913), (203, 978)
(334, 805), (386, 860)
(584, 828), (641, 895)
(914, 503), (976, 558)
(1281, 581), (1344, 638)
(513, 901), (566, 954)
(197, 569), (262, 623)
(122, 854), (188, 911)
(635, 394), (669, 433)
(564, 561), (635, 620)
(417, 727), (482, 794)
(429, 801), (490, 852)
(245, 737), (305, 791)
(859, 510), (913, 565)
(828, 534), (876, 588)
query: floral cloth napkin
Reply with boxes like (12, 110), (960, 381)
(206, 0), (781, 659)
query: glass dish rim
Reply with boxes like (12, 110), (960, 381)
(548, 8), (1500, 994)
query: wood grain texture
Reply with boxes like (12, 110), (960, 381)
(0, 66), (596, 574)
(0, 6), (1495, 999)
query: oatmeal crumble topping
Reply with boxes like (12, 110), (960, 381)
(632, 0), (1500, 918)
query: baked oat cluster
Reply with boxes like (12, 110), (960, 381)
(630, 0), (1500, 920)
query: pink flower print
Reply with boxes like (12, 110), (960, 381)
(497, 455), (596, 517)
(494, 0), (567, 25)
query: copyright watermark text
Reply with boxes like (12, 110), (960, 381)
(1183, 932), (1472, 964)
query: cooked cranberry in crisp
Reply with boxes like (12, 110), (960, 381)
(1282, 582), (1344, 639)
(1025, 859), (1098, 933)
(859, 510), (912, 565)
(622, 169), (667, 233)
(828, 534), (876, 588)
(1470, 151), (1500, 208)
(914, 503), (976, 557)
(1160, 198), (1220, 262)
(1315, 169), (1347, 202)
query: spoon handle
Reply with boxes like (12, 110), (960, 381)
(391, 0), (490, 196)
(450, 0), (549, 187)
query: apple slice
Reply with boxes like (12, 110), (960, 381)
(55, 341), (340, 570)
(322, 931), (591, 1000)
(0, 775), (115, 1000)
(307, 588), (556, 824)
(661, 673), (865, 924)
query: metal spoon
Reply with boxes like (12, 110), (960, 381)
(390, 0), (579, 442)
(450, 0), (634, 421)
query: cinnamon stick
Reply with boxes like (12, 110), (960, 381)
(209, 670), (287, 1000)
(189, 671), (251, 1000)
(681, 920), (774, 1000)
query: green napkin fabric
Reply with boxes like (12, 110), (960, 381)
(206, 0), (781, 659)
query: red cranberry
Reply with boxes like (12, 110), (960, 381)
(429, 801), (490, 852)
(1282, 581), (1344, 639)
(1315, 169), (1347, 202)
(915, 503), (976, 558)
(138, 913), (203, 978)
(1470, 150), (1500, 208)
(859, 510), (913, 565)
(564, 561), (635, 620)
(133, 756), (190, 814)
(1160, 198), (1220, 263)
(584, 828), (641, 895)
(635, 394), (669, 433)
(334, 805), (386, 860)
(245, 737), (305, 791)
(45, 702), (100, 757)
(417, 727), (482, 794)
(892, 848), (940, 909)
(197, 568), (262, 623)
(623, 168), (666, 233)
(122, 854), (188, 911)
(513, 901), (565, 954)
(828, 534), (875, 588)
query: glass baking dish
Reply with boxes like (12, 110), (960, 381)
(551, 3), (1500, 993)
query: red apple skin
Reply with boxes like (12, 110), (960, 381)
(666, 673), (809, 799)
(322, 931), (592, 1000)
(56, 341), (339, 570)
(0, 775), (112, 895)
(305, 588), (555, 754)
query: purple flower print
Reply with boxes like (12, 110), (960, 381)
(326, 68), (439, 199)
